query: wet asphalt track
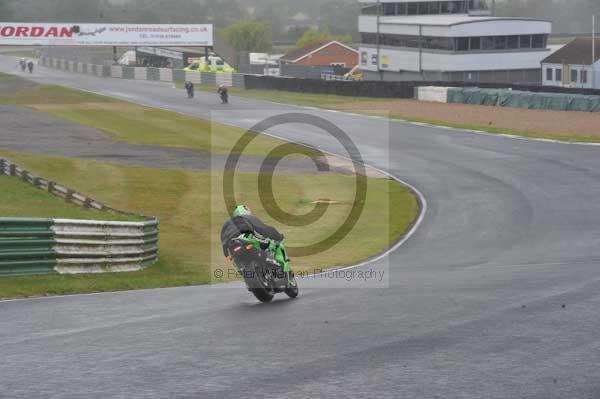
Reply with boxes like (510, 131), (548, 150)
(1, 57), (600, 399)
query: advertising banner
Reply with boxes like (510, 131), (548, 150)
(0, 23), (213, 46)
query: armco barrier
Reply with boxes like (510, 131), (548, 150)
(111, 65), (123, 78)
(416, 86), (449, 103)
(232, 73), (246, 89)
(147, 67), (160, 81)
(122, 66), (134, 79)
(201, 72), (216, 86)
(41, 55), (600, 100)
(0, 158), (159, 276)
(134, 67), (147, 80)
(173, 69), (185, 84)
(159, 68), (173, 82)
(185, 71), (202, 84)
(216, 72), (233, 87)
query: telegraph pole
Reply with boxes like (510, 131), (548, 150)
(593, 15), (597, 89)
(376, 0), (382, 81)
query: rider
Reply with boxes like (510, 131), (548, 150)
(217, 84), (228, 103)
(221, 205), (290, 272)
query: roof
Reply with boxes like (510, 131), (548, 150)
(166, 47), (208, 55)
(542, 38), (600, 65)
(379, 15), (550, 27)
(280, 41), (358, 63)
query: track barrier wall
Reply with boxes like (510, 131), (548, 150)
(39, 56), (600, 110)
(0, 158), (159, 276)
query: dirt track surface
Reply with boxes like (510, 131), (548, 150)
(0, 79), (350, 175)
(334, 99), (600, 139)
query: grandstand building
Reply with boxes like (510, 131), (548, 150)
(358, 0), (552, 83)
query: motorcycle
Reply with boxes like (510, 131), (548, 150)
(227, 234), (299, 303)
(220, 90), (229, 104)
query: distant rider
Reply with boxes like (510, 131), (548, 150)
(184, 81), (194, 99)
(27, 60), (34, 74)
(220, 205), (289, 272)
(217, 84), (229, 104)
(19, 58), (26, 72)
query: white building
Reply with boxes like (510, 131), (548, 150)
(358, 0), (552, 83)
(542, 38), (600, 89)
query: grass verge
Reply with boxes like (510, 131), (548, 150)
(0, 150), (418, 298)
(0, 84), (319, 158)
(0, 72), (15, 81)
(0, 174), (139, 221)
(197, 85), (600, 143)
(1, 50), (37, 58)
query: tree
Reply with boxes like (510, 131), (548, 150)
(0, 0), (14, 20)
(221, 20), (272, 52)
(296, 28), (352, 49)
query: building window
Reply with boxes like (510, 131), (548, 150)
(520, 35), (531, 48)
(507, 36), (519, 49)
(383, 3), (396, 15)
(427, 2), (441, 14)
(361, 52), (368, 65)
(571, 69), (578, 83)
(546, 67), (553, 81)
(360, 33), (377, 44)
(456, 37), (469, 51)
(371, 54), (378, 66)
(450, 1), (465, 13)
(581, 70), (588, 84)
(481, 36), (494, 50)
(397, 3), (407, 14)
(555, 68), (562, 82)
(532, 34), (546, 48)
(360, 32), (549, 53)
(361, 4), (380, 15)
(494, 36), (507, 50)
(407, 3), (418, 14)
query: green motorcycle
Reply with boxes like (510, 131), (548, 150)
(227, 234), (299, 303)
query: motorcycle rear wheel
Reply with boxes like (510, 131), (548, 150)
(251, 288), (274, 303)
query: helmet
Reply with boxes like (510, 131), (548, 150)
(233, 205), (251, 217)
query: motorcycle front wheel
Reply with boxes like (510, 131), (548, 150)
(285, 273), (299, 299)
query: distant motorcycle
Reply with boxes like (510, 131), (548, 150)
(19, 59), (26, 72)
(27, 61), (34, 74)
(218, 85), (229, 104)
(184, 81), (194, 99)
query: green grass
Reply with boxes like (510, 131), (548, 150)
(0, 150), (418, 298)
(0, 174), (139, 221)
(382, 114), (600, 144)
(0, 81), (419, 298)
(1, 50), (37, 58)
(0, 72), (15, 81)
(0, 84), (320, 157)
(201, 85), (600, 143)
(196, 84), (388, 108)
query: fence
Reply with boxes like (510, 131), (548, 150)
(0, 158), (159, 276)
(40, 56), (245, 89)
(39, 55), (600, 103)
(415, 86), (600, 112)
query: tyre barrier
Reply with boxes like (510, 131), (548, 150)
(0, 158), (159, 276)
